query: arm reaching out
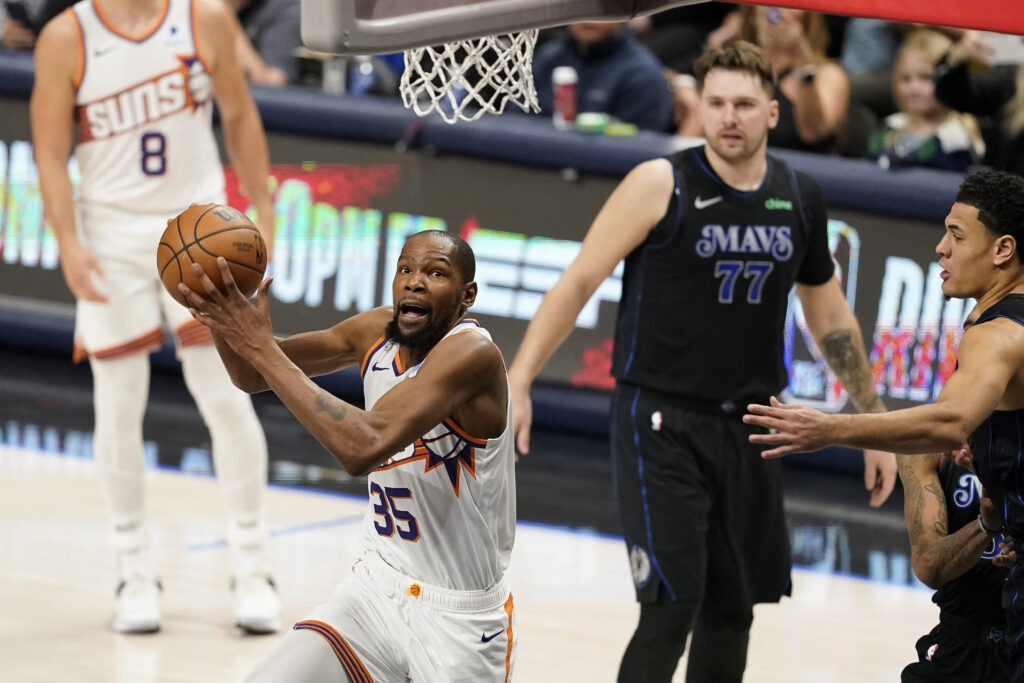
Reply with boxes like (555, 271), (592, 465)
(507, 159), (674, 454)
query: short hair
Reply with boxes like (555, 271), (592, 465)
(407, 230), (476, 282)
(693, 40), (776, 96)
(956, 170), (1024, 263)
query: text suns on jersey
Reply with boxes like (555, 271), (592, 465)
(76, 57), (211, 143)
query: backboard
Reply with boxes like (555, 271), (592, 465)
(300, 0), (704, 55)
(301, 0), (1024, 55)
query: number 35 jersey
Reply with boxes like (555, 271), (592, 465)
(69, 0), (224, 215)
(359, 320), (516, 592)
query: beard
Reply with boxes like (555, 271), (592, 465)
(385, 312), (452, 352)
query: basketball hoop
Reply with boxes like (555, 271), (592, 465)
(399, 30), (540, 124)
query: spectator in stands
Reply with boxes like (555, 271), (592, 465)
(868, 29), (984, 172)
(934, 31), (1024, 177)
(0, 0), (44, 50)
(531, 22), (674, 132)
(628, 2), (737, 76)
(226, 0), (301, 86)
(739, 6), (850, 154)
(840, 19), (902, 120)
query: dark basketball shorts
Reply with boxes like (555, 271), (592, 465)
(610, 383), (792, 621)
(901, 615), (1009, 683)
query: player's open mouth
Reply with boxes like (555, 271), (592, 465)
(399, 301), (430, 321)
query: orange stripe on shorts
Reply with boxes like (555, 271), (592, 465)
(293, 619), (373, 682)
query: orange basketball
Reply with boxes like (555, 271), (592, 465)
(157, 203), (267, 307)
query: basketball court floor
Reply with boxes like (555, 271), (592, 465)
(1, 344), (939, 682)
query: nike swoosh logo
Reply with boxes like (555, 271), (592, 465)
(694, 195), (723, 210)
(481, 629), (505, 643)
(371, 362), (389, 372)
(93, 45), (117, 57)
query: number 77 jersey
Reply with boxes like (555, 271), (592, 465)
(360, 320), (517, 592)
(69, 0), (224, 216)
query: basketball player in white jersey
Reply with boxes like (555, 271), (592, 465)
(179, 230), (517, 682)
(31, 0), (279, 633)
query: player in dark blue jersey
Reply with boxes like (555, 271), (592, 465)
(746, 168), (1024, 681)
(898, 449), (1009, 682)
(508, 40), (897, 683)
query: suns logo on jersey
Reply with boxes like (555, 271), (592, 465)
(75, 57), (210, 143)
(376, 421), (481, 495)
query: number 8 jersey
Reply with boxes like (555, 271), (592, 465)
(360, 320), (517, 592)
(69, 0), (224, 215)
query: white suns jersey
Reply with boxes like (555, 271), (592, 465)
(71, 0), (224, 214)
(360, 320), (516, 592)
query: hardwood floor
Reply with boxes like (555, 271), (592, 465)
(1, 447), (937, 682)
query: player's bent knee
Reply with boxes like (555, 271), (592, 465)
(244, 627), (349, 683)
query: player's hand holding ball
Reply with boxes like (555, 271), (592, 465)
(158, 203), (274, 360)
(157, 203), (267, 307)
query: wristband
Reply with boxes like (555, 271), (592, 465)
(979, 515), (1003, 536)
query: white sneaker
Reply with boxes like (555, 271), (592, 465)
(233, 574), (281, 634)
(113, 576), (162, 634)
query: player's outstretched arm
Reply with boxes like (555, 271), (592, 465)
(184, 260), (390, 392)
(898, 453), (998, 588)
(197, 0), (274, 256)
(795, 276), (896, 505)
(507, 158), (673, 454)
(31, 12), (107, 303)
(182, 259), (505, 476)
(745, 321), (1022, 457)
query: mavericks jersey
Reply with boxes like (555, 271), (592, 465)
(932, 458), (1007, 626)
(611, 146), (835, 402)
(968, 293), (1024, 539)
(70, 0), (224, 215)
(360, 320), (516, 591)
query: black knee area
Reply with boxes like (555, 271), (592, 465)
(618, 599), (700, 683)
(684, 609), (752, 683)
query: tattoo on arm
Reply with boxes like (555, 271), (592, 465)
(821, 329), (883, 412)
(923, 480), (948, 536)
(903, 468), (926, 543)
(314, 392), (348, 421)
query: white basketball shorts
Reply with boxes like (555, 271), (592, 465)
(295, 550), (517, 682)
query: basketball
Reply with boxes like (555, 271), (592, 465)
(157, 203), (267, 307)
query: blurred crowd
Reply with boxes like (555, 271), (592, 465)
(3, 0), (1023, 174)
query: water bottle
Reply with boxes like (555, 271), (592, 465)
(552, 66), (578, 130)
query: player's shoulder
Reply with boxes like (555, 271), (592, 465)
(192, 0), (235, 34)
(622, 157), (675, 198)
(429, 325), (505, 375)
(960, 314), (1024, 363)
(779, 163), (825, 207)
(328, 305), (392, 353)
(36, 8), (81, 53)
(34, 9), (82, 78)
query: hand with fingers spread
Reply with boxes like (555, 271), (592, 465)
(742, 395), (835, 458)
(178, 258), (275, 362)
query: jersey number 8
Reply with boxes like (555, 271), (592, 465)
(141, 131), (166, 176)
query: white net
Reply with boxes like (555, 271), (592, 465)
(400, 30), (540, 124)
